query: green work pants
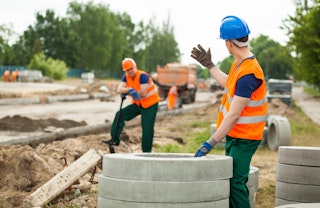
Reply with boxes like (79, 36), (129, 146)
(225, 135), (261, 208)
(110, 102), (158, 152)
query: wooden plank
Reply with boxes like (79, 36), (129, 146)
(24, 149), (102, 207)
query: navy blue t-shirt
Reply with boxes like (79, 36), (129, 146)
(235, 74), (262, 98)
(122, 73), (149, 84)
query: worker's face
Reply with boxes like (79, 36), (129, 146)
(125, 66), (137, 78)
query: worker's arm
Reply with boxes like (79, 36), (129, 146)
(195, 95), (250, 157)
(208, 66), (228, 87)
(212, 95), (250, 142)
(117, 81), (131, 94)
(138, 83), (149, 98)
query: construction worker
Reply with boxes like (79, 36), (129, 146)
(191, 15), (268, 208)
(11, 70), (19, 82)
(103, 58), (160, 152)
(3, 70), (10, 82)
(167, 85), (178, 110)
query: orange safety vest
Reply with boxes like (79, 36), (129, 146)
(216, 57), (268, 140)
(126, 70), (160, 108)
(167, 85), (178, 110)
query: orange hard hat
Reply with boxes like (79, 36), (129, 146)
(122, 58), (136, 71)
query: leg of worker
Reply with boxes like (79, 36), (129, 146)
(140, 103), (159, 152)
(110, 104), (140, 144)
(225, 136), (260, 208)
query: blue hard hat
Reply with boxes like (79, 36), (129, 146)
(219, 16), (250, 40)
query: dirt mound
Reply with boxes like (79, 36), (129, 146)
(0, 115), (87, 132)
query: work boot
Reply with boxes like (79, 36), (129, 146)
(102, 139), (119, 146)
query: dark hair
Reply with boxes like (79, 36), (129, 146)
(236, 35), (249, 42)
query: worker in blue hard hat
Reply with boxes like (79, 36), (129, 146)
(191, 15), (268, 208)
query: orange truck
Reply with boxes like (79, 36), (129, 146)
(153, 63), (197, 104)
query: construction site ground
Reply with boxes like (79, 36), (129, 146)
(0, 79), (320, 208)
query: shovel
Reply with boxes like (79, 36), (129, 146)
(103, 94), (126, 153)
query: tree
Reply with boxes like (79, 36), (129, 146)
(144, 17), (181, 72)
(67, 1), (125, 71)
(250, 35), (293, 80)
(217, 55), (233, 74)
(283, 0), (320, 88)
(28, 52), (68, 80)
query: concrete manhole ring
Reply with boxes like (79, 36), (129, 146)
(98, 197), (229, 208)
(278, 146), (320, 166)
(102, 153), (233, 181)
(276, 163), (320, 185)
(99, 175), (229, 203)
(267, 115), (291, 151)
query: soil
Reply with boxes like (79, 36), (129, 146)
(0, 81), (319, 208)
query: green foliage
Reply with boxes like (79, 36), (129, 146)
(304, 85), (320, 97)
(283, 0), (320, 87)
(195, 65), (210, 79)
(1, 1), (180, 76)
(0, 25), (14, 65)
(28, 52), (68, 80)
(250, 35), (294, 80)
(144, 17), (181, 72)
(217, 55), (233, 74)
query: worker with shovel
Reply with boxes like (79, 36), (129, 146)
(191, 15), (268, 208)
(103, 58), (160, 153)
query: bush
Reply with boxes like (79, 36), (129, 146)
(28, 52), (68, 80)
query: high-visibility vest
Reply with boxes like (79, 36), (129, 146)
(216, 57), (268, 140)
(126, 70), (160, 108)
(167, 85), (178, 110)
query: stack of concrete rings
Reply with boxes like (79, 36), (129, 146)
(275, 146), (320, 206)
(98, 153), (233, 208)
(247, 166), (260, 208)
(267, 115), (291, 151)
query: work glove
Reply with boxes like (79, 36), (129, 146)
(128, 88), (140, 100)
(194, 142), (213, 157)
(194, 138), (218, 157)
(121, 94), (127, 99)
(191, 44), (215, 70)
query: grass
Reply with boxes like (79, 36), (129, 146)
(304, 85), (320, 98)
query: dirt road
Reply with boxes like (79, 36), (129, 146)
(292, 86), (320, 125)
(0, 82), (217, 144)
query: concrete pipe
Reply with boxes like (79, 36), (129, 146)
(247, 166), (259, 208)
(276, 163), (320, 185)
(276, 181), (320, 203)
(267, 115), (291, 150)
(98, 197), (229, 208)
(98, 153), (233, 208)
(247, 166), (259, 192)
(102, 153), (232, 181)
(278, 146), (320, 166)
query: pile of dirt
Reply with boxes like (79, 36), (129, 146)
(0, 115), (87, 132)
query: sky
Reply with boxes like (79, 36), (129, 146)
(0, 0), (296, 65)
